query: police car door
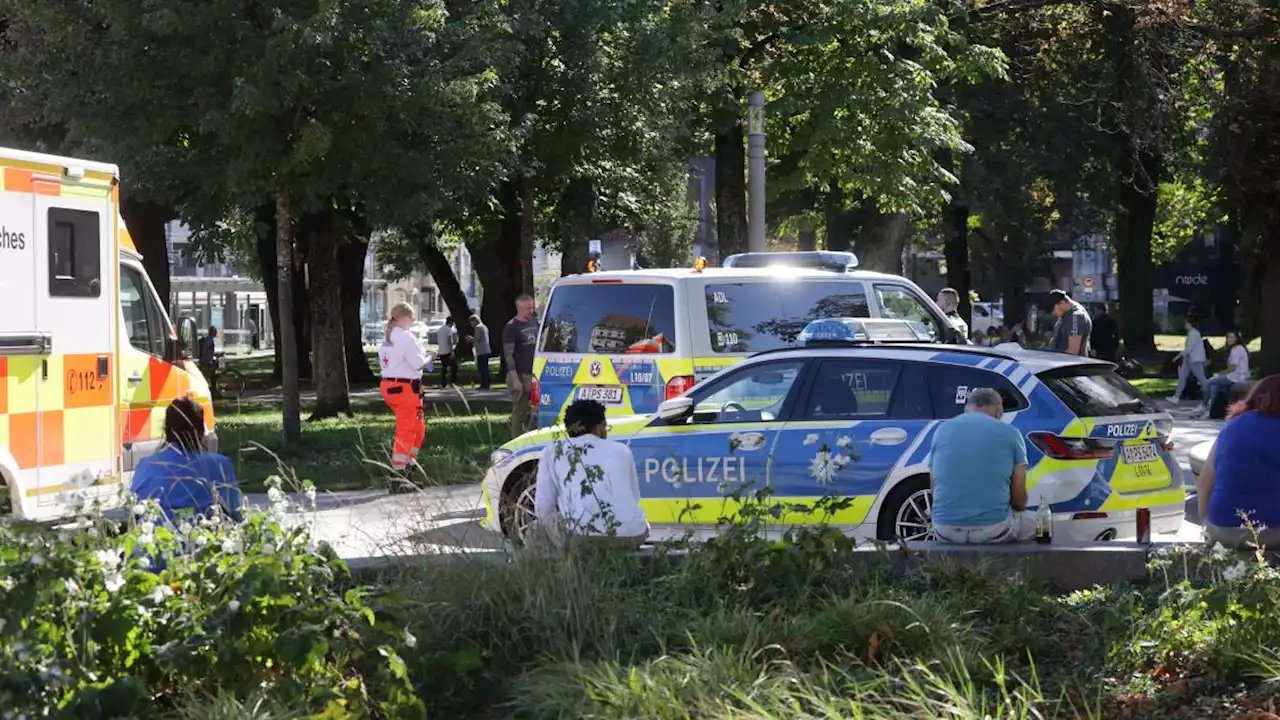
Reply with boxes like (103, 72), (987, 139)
(770, 357), (933, 529)
(628, 358), (809, 526)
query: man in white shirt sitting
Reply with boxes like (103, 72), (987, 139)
(534, 400), (649, 551)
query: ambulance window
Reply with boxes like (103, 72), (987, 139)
(706, 281), (870, 353)
(120, 266), (166, 357)
(48, 208), (101, 298)
(538, 283), (677, 354)
(799, 358), (902, 420)
(685, 360), (804, 425)
(926, 365), (1027, 419)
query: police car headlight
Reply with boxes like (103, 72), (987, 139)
(490, 448), (515, 468)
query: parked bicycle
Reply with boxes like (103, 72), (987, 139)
(213, 352), (247, 399)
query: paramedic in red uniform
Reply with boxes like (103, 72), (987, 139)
(379, 302), (432, 488)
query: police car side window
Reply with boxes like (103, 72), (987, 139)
(120, 266), (166, 357)
(798, 358), (904, 420)
(48, 208), (102, 298)
(684, 361), (804, 425)
(926, 365), (1027, 419)
(872, 285), (938, 342)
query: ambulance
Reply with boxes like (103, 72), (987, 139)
(0, 147), (215, 521)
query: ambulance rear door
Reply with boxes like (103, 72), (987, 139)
(32, 192), (118, 509)
(0, 176), (41, 513)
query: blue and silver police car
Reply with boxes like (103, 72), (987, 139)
(481, 319), (1186, 544)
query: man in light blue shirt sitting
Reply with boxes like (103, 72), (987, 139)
(929, 388), (1033, 543)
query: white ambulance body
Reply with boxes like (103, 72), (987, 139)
(0, 147), (215, 521)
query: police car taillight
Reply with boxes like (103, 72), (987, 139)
(666, 375), (694, 400)
(529, 376), (539, 409)
(1028, 432), (1116, 460)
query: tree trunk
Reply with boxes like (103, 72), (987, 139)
(559, 176), (599, 276)
(253, 204), (283, 383)
(945, 201), (972, 326)
(470, 186), (524, 376)
(855, 199), (911, 275)
(339, 235), (375, 383)
(714, 120), (748, 259)
(823, 189), (864, 252)
(119, 198), (175, 307)
(1000, 231), (1029, 335)
(1114, 147), (1161, 355)
(797, 228), (817, 251)
(308, 211), (350, 420)
(416, 238), (473, 326)
(519, 174), (536, 295)
(276, 187), (301, 444)
(1261, 253), (1280, 377)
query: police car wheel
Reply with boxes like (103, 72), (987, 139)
(499, 471), (539, 544)
(876, 475), (934, 542)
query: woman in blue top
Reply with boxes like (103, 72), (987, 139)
(1197, 375), (1280, 549)
(131, 397), (244, 525)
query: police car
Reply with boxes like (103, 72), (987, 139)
(482, 318), (1186, 544)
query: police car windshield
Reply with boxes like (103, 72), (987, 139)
(539, 283), (677, 354)
(1038, 367), (1158, 417)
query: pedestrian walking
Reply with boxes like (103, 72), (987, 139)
(504, 294), (539, 439)
(198, 327), (219, 397)
(1091, 305), (1120, 362)
(247, 316), (259, 351)
(378, 302), (430, 486)
(1172, 315), (1209, 405)
(1047, 290), (1092, 356)
(436, 317), (459, 388)
(470, 314), (492, 389)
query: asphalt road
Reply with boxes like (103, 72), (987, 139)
(255, 407), (1221, 558)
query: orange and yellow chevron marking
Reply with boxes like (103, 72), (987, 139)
(2, 163), (115, 199)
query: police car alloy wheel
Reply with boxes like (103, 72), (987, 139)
(504, 481), (538, 543)
(895, 488), (934, 542)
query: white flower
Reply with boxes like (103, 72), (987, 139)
(1223, 561), (1250, 582)
(29, 553), (45, 567)
(103, 573), (125, 593)
(228, 600), (241, 614)
(70, 494), (86, 513)
(193, 534), (210, 548)
(131, 503), (146, 516)
(1211, 544), (1230, 558)
(63, 579), (80, 596)
(0, 577), (15, 592)
(178, 520), (194, 537)
(403, 630), (418, 649)
(220, 535), (243, 554)
(95, 550), (121, 569)
(265, 475), (283, 491)
(304, 486), (317, 507)
(149, 585), (174, 604)
(803, 433), (819, 446)
(809, 451), (838, 485)
(836, 436), (853, 448)
(261, 541), (277, 556)
(267, 487), (286, 506)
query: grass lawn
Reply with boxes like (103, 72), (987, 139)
(1130, 375), (1177, 398)
(214, 399), (506, 493)
(1155, 334), (1262, 353)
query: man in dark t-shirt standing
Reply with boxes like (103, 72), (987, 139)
(503, 294), (539, 438)
(1047, 289), (1092, 357)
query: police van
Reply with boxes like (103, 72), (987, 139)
(0, 147), (214, 521)
(531, 252), (965, 428)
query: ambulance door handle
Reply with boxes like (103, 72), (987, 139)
(128, 372), (143, 385)
(41, 359), (48, 381)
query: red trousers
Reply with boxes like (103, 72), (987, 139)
(381, 379), (425, 472)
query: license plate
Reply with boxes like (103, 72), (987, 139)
(578, 386), (624, 404)
(1123, 443), (1159, 465)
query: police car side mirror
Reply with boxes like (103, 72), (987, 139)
(656, 397), (694, 423)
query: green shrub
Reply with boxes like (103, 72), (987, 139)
(0, 481), (422, 719)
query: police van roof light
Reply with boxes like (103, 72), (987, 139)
(722, 251), (859, 272)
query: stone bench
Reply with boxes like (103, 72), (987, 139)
(346, 540), (1214, 593)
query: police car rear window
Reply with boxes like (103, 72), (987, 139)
(1038, 367), (1158, 417)
(706, 281), (870, 353)
(538, 283), (677, 354)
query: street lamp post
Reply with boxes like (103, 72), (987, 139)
(747, 91), (767, 253)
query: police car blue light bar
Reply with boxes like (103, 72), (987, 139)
(722, 250), (859, 272)
(799, 318), (935, 346)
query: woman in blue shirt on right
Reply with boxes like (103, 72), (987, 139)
(1198, 375), (1280, 549)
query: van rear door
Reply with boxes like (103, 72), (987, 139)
(535, 279), (682, 427)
